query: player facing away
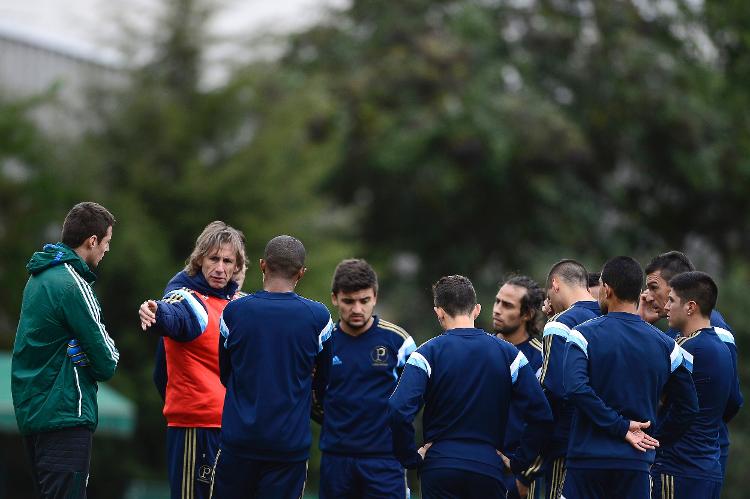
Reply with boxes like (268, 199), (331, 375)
(641, 250), (743, 475)
(212, 235), (333, 498)
(535, 259), (601, 499)
(491, 275), (545, 499)
(138, 221), (246, 499)
(12, 202), (118, 499)
(316, 259), (416, 499)
(651, 272), (743, 499)
(562, 256), (699, 499)
(388, 275), (552, 499)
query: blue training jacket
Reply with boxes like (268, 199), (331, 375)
(653, 327), (741, 481)
(218, 290), (333, 462)
(538, 300), (601, 460)
(564, 312), (699, 472)
(388, 327), (553, 480)
(319, 316), (416, 457)
(666, 309), (743, 461)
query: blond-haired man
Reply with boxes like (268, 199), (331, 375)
(139, 221), (246, 499)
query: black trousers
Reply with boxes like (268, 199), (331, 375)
(24, 426), (93, 499)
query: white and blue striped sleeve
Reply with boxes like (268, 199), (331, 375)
(510, 351), (530, 384)
(397, 336), (417, 368)
(566, 329), (589, 357)
(669, 341), (693, 373)
(406, 351), (431, 377)
(318, 316), (334, 353)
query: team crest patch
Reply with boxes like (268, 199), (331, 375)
(370, 346), (389, 366)
(197, 464), (212, 484)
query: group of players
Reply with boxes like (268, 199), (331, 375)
(135, 220), (742, 499)
(12, 204), (741, 499)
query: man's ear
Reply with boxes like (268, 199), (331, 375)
(473, 303), (481, 320)
(687, 300), (700, 315)
(296, 267), (307, 282)
(259, 259), (266, 273)
(331, 292), (338, 306)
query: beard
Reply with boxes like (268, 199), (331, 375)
(494, 323), (521, 336)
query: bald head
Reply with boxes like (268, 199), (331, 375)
(263, 235), (306, 278)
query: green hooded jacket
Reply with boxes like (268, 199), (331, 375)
(11, 243), (119, 435)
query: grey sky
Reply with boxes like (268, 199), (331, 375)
(0, 0), (346, 65)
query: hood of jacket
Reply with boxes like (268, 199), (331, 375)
(26, 243), (96, 283)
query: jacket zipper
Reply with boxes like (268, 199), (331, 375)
(73, 367), (82, 417)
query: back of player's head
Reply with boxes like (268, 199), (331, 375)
(587, 272), (601, 288)
(61, 202), (116, 248)
(645, 251), (695, 282)
(263, 235), (306, 278)
(502, 274), (544, 336)
(433, 275), (477, 317)
(185, 221), (246, 277)
(669, 271), (717, 317)
(546, 259), (589, 289)
(332, 259), (378, 295)
(601, 256), (643, 303)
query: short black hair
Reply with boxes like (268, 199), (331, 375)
(645, 251), (695, 282)
(601, 256), (643, 303)
(547, 259), (589, 289)
(263, 235), (306, 278)
(433, 275), (476, 317)
(669, 271), (718, 317)
(587, 272), (601, 288)
(503, 275), (544, 337)
(61, 202), (116, 248)
(332, 259), (378, 295)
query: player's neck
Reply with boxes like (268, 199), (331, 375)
(498, 326), (529, 346)
(606, 299), (638, 314)
(680, 316), (711, 337)
(442, 315), (475, 330)
(566, 287), (596, 308)
(339, 316), (375, 337)
(263, 277), (297, 293)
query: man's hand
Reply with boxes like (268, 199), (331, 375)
(542, 298), (555, 319)
(625, 420), (659, 452)
(418, 442), (432, 460)
(497, 450), (511, 473)
(637, 292), (659, 324)
(516, 479), (529, 498)
(67, 338), (89, 367)
(139, 300), (158, 330)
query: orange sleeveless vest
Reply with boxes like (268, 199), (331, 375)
(163, 292), (227, 427)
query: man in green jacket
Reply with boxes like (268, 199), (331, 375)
(12, 201), (119, 498)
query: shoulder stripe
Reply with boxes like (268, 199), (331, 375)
(318, 317), (334, 352)
(543, 321), (571, 339)
(407, 351), (431, 377)
(669, 341), (692, 373)
(379, 320), (410, 340)
(530, 337), (543, 353)
(681, 347), (694, 372)
(166, 289), (209, 333)
(566, 329), (588, 357)
(510, 351), (529, 384)
(714, 327), (735, 345)
(64, 264), (119, 362)
(397, 336), (417, 367)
